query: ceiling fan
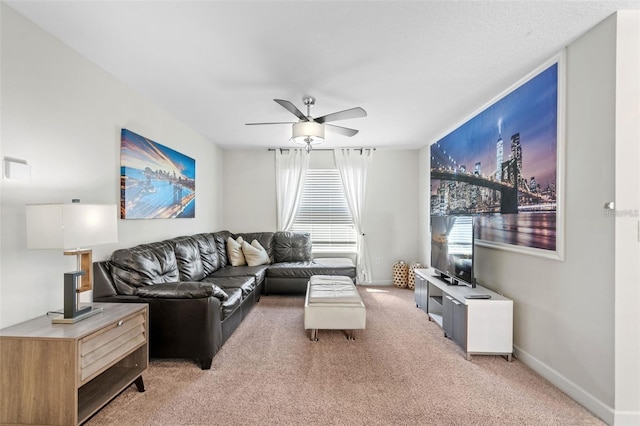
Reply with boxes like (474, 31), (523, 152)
(246, 97), (367, 152)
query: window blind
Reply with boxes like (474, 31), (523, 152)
(448, 216), (473, 255)
(291, 169), (357, 252)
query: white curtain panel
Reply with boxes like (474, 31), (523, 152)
(274, 149), (310, 231)
(334, 148), (374, 284)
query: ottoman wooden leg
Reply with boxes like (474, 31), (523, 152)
(310, 329), (318, 341)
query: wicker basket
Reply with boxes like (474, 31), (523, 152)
(408, 261), (424, 290)
(392, 260), (409, 288)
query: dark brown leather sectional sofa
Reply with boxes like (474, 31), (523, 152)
(93, 230), (355, 369)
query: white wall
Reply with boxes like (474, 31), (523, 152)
(419, 12), (639, 425)
(365, 150), (420, 284)
(223, 150), (277, 233)
(223, 149), (419, 285)
(613, 11), (640, 425)
(0, 4), (224, 327)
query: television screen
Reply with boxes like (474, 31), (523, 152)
(430, 215), (475, 286)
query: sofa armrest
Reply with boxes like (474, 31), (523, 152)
(93, 261), (118, 299)
(134, 282), (228, 301)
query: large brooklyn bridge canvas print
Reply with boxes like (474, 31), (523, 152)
(120, 129), (196, 219)
(430, 54), (564, 259)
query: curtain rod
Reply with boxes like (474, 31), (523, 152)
(267, 148), (376, 152)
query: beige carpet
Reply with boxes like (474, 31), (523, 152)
(88, 286), (603, 425)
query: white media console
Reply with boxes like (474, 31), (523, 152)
(414, 268), (513, 361)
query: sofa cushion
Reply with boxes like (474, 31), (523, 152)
(242, 240), (271, 266)
(274, 231), (312, 263)
(236, 232), (275, 262)
(220, 287), (243, 320)
(208, 265), (268, 286)
(192, 233), (220, 275)
(203, 276), (256, 297)
(266, 258), (356, 280)
(134, 282), (228, 301)
(213, 230), (233, 267)
(169, 236), (205, 282)
(227, 236), (246, 266)
(110, 241), (180, 295)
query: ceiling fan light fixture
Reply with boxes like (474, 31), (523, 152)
(248, 97), (365, 152)
(291, 121), (325, 146)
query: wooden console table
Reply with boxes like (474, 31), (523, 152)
(0, 303), (148, 425)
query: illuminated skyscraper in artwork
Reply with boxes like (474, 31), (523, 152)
(496, 124), (504, 181)
(511, 133), (523, 188)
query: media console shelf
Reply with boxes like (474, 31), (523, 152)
(415, 268), (513, 361)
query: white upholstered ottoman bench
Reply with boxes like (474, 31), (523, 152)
(304, 275), (366, 341)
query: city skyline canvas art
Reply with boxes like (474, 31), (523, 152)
(430, 53), (564, 260)
(120, 129), (196, 219)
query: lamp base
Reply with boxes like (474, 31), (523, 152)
(52, 271), (103, 324)
(52, 306), (103, 324)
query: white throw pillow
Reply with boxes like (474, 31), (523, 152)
(226, 236), (246, 266)
(242, 239), (271, 267)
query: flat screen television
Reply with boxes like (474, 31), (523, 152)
(430, 215), (475, 287)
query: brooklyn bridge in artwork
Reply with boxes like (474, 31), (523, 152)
(120, 129), (196, 219)
(431, 61), (559, 252)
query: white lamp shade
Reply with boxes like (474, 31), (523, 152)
(26, 203), (118, 249)
(291, 121), (325, 145)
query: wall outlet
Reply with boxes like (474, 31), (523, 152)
(375, 257), (381, 265)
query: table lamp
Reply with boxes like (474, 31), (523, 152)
(25, 200), (118, 323)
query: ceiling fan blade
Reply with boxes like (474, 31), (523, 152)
(315, 107), (367, 124)
(325, 124), (359, 137)
(245, 122), (295, 126)
(274, 99), (309, 121)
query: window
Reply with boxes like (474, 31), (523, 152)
(447, 216), (473, 256)
(291, 169), (357, 252)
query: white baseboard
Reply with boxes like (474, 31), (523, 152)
(513, 345), (616, 425)
(357, 280), (392, 286)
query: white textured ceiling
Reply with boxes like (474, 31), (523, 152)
(6, 1), (640, 150)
